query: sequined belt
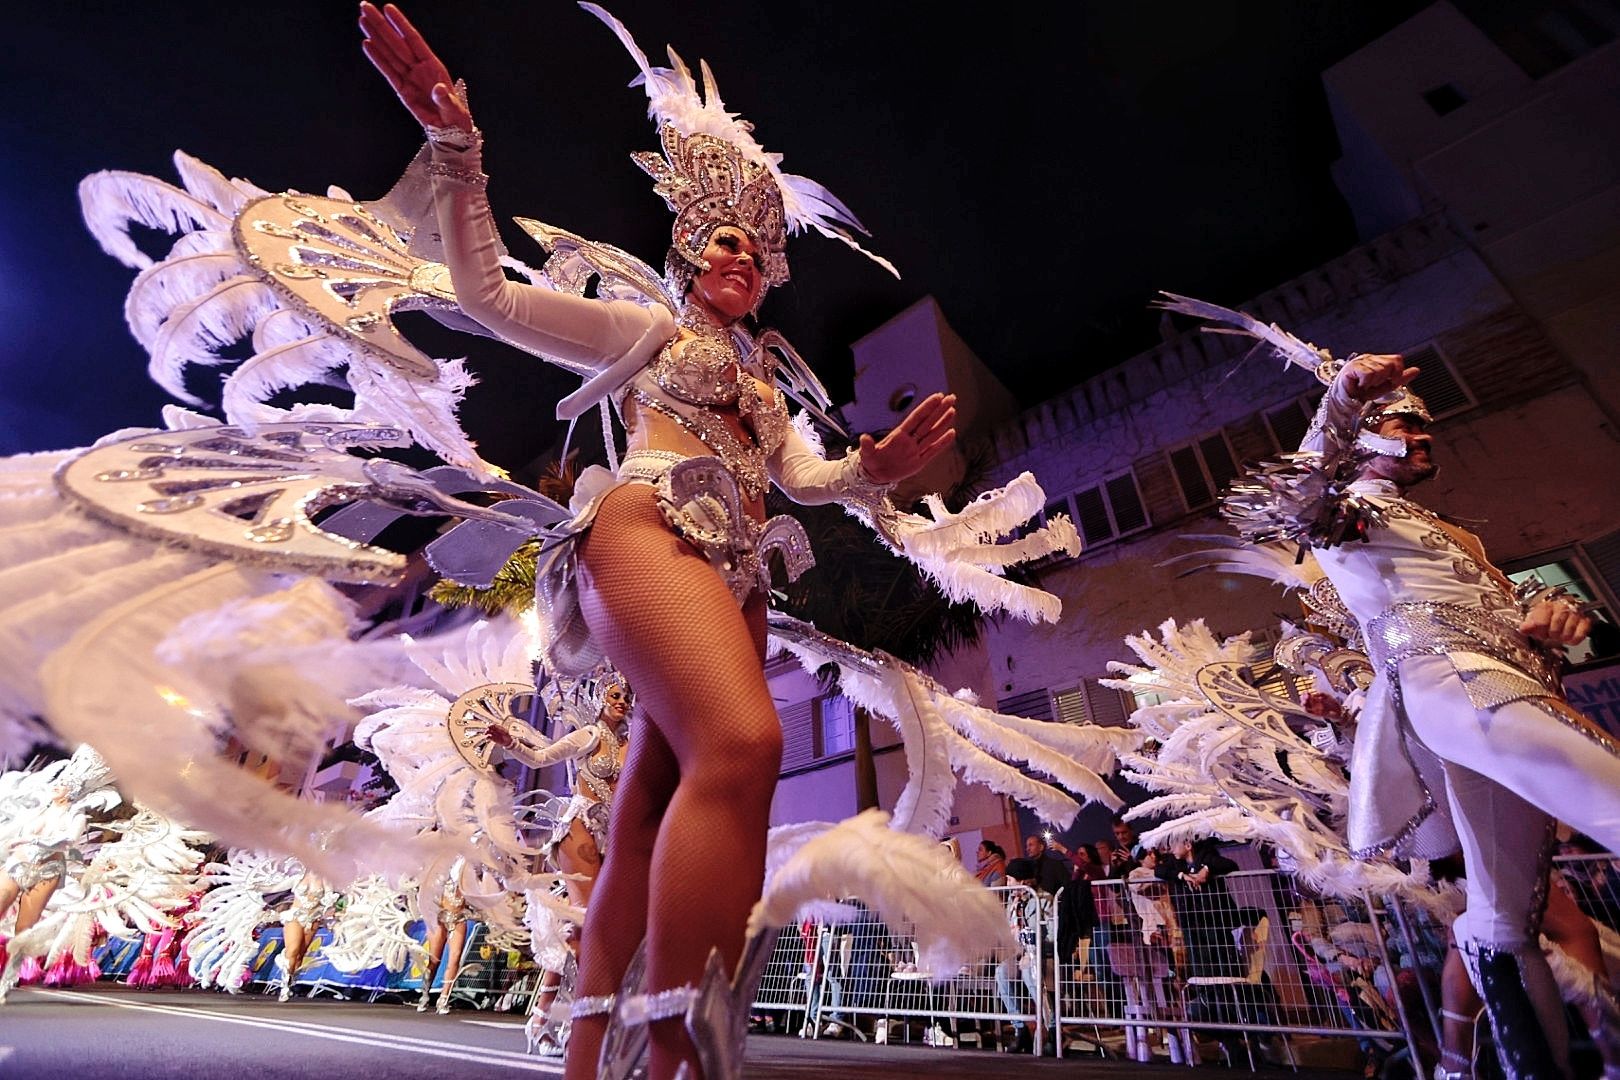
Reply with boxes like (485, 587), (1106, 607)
(648, 455), (814, 604)
(1364, 601), (1562, 695)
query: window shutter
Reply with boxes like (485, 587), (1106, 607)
(1106, 473), (1149, 534)
(1199, 433), (1240, 494)
(1404, 347), (1472, 418)
(1170, 445), (1212, 509)
(1081, 680), (1131, 727)
(778, 699), (816, 772)
(996, 688), (1054, 722)
(1264, 401), (1311, 452)
(1052, 687), (1089, 725)
(1073, 485), (1115, 546)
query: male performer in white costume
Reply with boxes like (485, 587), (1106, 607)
(1301, 353), (1615, 1080)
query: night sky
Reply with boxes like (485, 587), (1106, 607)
(4, 1), (1447, 468)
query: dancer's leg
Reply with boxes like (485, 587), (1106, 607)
(1400, 655), (1620, 856)
(571, 484), (780, 1079)
(418, 921), (446, 1010)
(1437, 756), (1567, 1077)
(563, 702), (679, 1079)
(13, 878), (57, 934)
(0, 873), (19, 919)
(1544, 883), (1620, 1078)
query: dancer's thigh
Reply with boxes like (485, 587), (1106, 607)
(1401, 654), (1620, 858)
(577, 484), (778, 771)
(1439, 758), (1552, 949)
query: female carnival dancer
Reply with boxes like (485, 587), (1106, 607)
(276, 871), (337, 1002)
(356, 5), (1077, 1076)
(486, 669), (633, 1054)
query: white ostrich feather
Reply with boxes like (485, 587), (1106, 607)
(170, 151), (269, 215)
(124, 245), (247, 349)
(1153, 291), (1330, 375)
(748, 809), (1012, 977)
(1161, 534), (1322, 591)
(767, 616), (1114, 835)
(186, 850), (303, 990)
(78, 169), (232, 270)
(147, 276), (282, 404)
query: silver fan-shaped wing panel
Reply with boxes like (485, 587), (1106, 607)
(448, 681), (540, 777)
(54, 423), (413, 583)
(234, 193), (455, 380)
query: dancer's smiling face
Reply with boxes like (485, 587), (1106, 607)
(600, 682), (632, 723)
(688, 225), (764, 321)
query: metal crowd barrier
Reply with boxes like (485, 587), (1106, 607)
(1054, 870), (1425, 1069)
(749, 888), (1045, 1052)
(746, 872), (1442, 1068)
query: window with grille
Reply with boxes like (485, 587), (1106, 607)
(1402, 345), (1473, 419)
(1504, 546), (1620, 666)
(1168, 430), (1241, 511)
(1058, 470), (1150, 551)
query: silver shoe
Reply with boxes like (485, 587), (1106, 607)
(598, 929), (782, 1080)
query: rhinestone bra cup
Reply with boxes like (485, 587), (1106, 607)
(634, 318), (789, 502)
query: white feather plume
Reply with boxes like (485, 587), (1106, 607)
(749, 809), (1013, 977)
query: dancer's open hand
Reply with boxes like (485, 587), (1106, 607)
(483, 723), (515, 748)
(1522, 598), (1593, 647)
(1336, 353), (1419, 403)
(858, 392), (957, 485)
(359, 2), (471, 133)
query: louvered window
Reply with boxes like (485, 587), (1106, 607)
(1073, 487), (1113, 546)
(1053, 680), (1132, 727)
(1059, 470), (1150, 551)
(1264, 398), (1313, 453)
(1403, 345), (1473, 419)
(1169, 430), (1241, 511)
(996, 688), (1054, 722)
(778, 699), (817, 773)
(1106, 474), (1149, 534)
(1052, 687), (1088, 725)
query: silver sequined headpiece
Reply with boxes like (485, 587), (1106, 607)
(587, 667), (632, 721)
(584, 4), (897, 296)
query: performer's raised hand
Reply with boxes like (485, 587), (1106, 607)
(1337, 353), (1419, 402)
(483, 722), (515, 748)
(359, 2), (471, 134)
(1521, 598), (1593, 648)
(858, 392), (957, 485)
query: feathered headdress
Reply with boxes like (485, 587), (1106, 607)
(583, 4), (897, 288)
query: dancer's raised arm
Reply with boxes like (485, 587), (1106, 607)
(358, 2), (667, 380)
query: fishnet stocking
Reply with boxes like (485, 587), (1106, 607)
(563, 483), (779, 1080)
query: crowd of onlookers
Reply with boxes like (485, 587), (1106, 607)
(762, 819), (1620, 1068)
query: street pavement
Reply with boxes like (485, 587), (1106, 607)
(0, 986), (1346, 1078)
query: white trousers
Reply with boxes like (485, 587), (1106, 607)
(1399, 654), (1620, 1073)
